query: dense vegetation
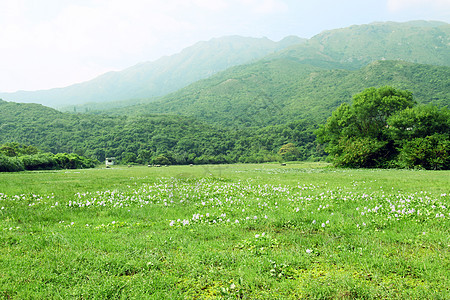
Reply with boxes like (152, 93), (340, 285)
(0, 142), (97, 172)
(0, 100), (316, 166)
(121, 60), (449, 127)
(0, 22), (448, 169)
(1, 60), (448, 169)
(316, 87), (450, 169)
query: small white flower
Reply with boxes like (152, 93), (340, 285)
(306, 249), (312, 254)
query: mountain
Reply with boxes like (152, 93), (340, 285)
(120, 60), (450, 127)
(68, 20), (450, 113)
(269, 21), (450, 69)
(1, 21), (449, 165)
(0, 36), (305, 108)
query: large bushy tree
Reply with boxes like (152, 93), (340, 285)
(316, 86), (449, 169)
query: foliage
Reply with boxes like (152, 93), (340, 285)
(0, 101), (317, 165)
(278, 143), (302, 161)
(398, 134), (450, 170)
(316, 86), (450, 169)
(0, 143), (98, 172)
(0, 154), (25, 172)
(333, 137), (387, 168)
(122, 60), (449, 127)
(387, 104), (450, 142)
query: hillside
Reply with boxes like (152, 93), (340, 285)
(120, 60), (450, 127)
(71, 20), (450, 114)
(0, 36), (304, 108)
(1, 21), (449, 165)
(0, 99), (317, 164)
(270, 21), (450, 69)
(1, 21), (448, 112)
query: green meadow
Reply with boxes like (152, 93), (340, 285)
(0, 163), (448, 299)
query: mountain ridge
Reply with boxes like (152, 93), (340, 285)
(117, 59), (449, 127)
(0, 35), (305, 108)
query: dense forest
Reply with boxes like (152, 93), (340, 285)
(0, 100), (317, 165)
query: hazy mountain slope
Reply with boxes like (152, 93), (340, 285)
(68, 20), (450, 113)
(0, 36), (305, 108)
(270, 21), (450, 69)
(123, 60), (449, 127)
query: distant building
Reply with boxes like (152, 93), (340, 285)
(105, 157), (116, 167)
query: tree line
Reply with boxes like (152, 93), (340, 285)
(0, 142), (97, 172)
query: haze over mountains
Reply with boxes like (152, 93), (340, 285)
(0, 20), (448, 111)
(0, 36), (305, 108)
(1, 20), (449, 164)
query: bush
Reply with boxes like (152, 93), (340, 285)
(21, 153), (58, 170)
(398, 134), (450, 170)
(152, 155), (171, 165)
(54, 153), (97, 169)
(0, 154), (25, 172)
(334, 137), (387, 168)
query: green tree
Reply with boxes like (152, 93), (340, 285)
(387, 104), (450, 142)
(316, 86), (415, 168)
(278, 143), (301, 161)
(122, 152), (137, 164)
(398, 134), (450, 170)
(152, 155), (170, 165)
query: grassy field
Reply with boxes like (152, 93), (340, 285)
(0, 163), (449, 299)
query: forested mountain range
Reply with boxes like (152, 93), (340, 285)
(118, 60), (450, 127)
(0, 21), (448, 111)
(63, 20), (450, 113)
(0, 21), (449, 166)
(269, 21), (450, 70)
(0, 36), (304, 108)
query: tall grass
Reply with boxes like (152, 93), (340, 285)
(0, 163), (448, 299)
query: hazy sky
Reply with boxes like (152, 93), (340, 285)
(0, 0), (449, 92)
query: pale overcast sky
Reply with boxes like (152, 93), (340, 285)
(0, 0), (449, 92)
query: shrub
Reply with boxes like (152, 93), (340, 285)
(0, 154), (25, 172)
(21, 153), (58, 170)
(398, 134), (450, 170)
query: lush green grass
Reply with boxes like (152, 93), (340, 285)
(1, 163), (449, 299)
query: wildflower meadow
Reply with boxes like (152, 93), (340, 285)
(0, 163), (448, 299)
